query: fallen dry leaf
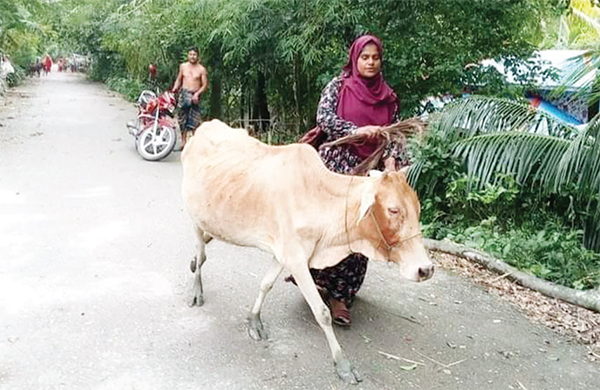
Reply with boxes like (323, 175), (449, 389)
(432, 252), (600, 357)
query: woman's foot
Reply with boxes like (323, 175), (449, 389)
(284, 276), (350, 325)
(330, 298), (351, 326)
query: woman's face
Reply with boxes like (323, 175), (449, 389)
(357, 43), (381, 78)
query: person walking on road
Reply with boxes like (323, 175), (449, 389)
(171, 46), (208, 149)
(306, 34), (407, 326)
(43, 55), (52, 75)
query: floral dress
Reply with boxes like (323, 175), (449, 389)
(310, 76), (406, 305)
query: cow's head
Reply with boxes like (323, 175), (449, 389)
(356, 158), (434, 282)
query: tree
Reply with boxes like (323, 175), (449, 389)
(48, 0), (560, 135)
(411, 0), (600, 249)
(0, 0), (50, 66)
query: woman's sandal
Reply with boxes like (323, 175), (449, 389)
(330, 298), (351, 327)
(285, 276), (350, 326)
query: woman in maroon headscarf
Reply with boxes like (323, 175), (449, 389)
(310, 35), (407, 326)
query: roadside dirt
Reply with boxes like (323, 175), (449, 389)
(434, 252), (600, 361)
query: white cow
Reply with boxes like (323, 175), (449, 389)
(181, 119), (433, 383)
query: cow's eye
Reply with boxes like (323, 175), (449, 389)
(388, 208), (399, 215)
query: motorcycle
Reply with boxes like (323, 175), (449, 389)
(127, 89), (178, 161)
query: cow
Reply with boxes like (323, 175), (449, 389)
(28, 63), (42, 77)
(181, 119), (434, 384)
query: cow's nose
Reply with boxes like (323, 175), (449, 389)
(418, 264), (434, 281)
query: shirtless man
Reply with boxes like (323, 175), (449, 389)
(172, 47), (208, 149)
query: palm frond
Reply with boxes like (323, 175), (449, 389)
(443, 97), (600, 197)
(437, 95), (577, 142)
(453, 132), (572, 190)
(405, 160), (423, 189)
(550, 50), (600, 103)
(574, 114), (600, 195)
(434, 95), (600, 249)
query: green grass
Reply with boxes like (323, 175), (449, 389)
(424, 213), (600, 290)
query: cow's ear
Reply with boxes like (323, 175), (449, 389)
(368, 169), (383, 178)
(357, 185), (376, 224)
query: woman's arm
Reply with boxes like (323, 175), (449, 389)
(316, 77), (357, 140)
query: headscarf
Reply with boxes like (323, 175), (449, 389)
(336, 35), (398, 127)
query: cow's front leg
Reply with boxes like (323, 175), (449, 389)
(189, 226), (210, 307)
(248, 257), (283, 341)
(290, 265), (361, 384)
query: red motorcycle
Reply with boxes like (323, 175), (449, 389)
(127, 90), (177, 161)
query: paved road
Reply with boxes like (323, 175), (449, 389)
(0, 72), (598, 390)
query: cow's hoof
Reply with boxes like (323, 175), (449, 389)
(189, 295), (204, 307)
(335, 359), (361, 384)
(248, 317), (268, 341)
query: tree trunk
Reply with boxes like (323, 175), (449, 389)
(208, 65), (221, 120)
(252, 71), (270, 133)
(293, 55), (303, 132)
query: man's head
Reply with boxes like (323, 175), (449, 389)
(188, 47), (199, 64)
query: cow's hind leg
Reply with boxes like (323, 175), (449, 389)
(248, 257), (283, 341)
(291, 265), (361, 384)
(189, 225), (212, 307)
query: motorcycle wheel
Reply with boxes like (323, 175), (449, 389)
(136, 125), (177, 161)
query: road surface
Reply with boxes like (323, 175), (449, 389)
(0, 71), (598, 389)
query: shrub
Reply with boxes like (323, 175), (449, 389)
(105, 76), (145, 102)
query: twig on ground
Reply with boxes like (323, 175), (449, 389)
(377, 351), (425, 366)
(410, 349), (467, 369)
(490, 272), (512, 283)
(413, 349), (454, 368)
(446, 358), (468, 367)
(587, 347), (600, 359)
(517, 379), (529, 390)
(378, 307), (423, 326)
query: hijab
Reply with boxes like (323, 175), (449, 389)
(336, 35), (398, 127)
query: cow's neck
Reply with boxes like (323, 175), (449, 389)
(309, 173), (377, 269)
(344, 181), (380, 260)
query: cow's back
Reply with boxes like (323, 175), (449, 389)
(181, 120), (329, 249)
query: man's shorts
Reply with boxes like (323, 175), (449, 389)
(178, 89), (202, 132)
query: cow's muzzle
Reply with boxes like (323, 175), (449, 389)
(418, 264), (434, 281)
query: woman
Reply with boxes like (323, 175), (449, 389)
(311, 34), (407, 326)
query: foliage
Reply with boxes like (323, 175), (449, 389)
(0, 0), (51, 68)
(405, 91), (600, 290)
(445, 174), (520, 223)
(6, 65), (25, 87)
(411, 132), (600, 290)
(559, 0), (600, 48)
(406, 118), (464, 198)
(427, 94), (600, 250)
(105, 76), (146, 102)
(46, 0), (562, 131)
(446, 219), (600, 290)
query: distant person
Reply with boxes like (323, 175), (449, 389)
(44, 55), (52, 74)
(171, 46), (208, 149)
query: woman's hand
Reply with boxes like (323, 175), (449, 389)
(355, 125), (381, 138)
